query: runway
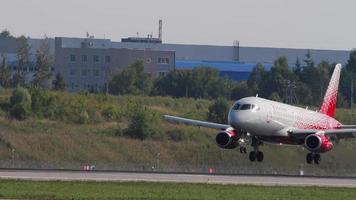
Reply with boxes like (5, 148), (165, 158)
(0, 170), (356, 187)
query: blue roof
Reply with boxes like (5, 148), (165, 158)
(175, 60), (272, 72)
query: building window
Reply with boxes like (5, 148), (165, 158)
(158, 71), (167, 77)
(94, 69), (100, 76)
(105, 56), (111, 63)
(70, 69), (76, 76)
(146, 58), (152, 63)
(70, 55), (76, 62)
(82, 55), (87, 62)
(81, 69), (87, 76)
(158, 57), (169, 64)
(93, 55), (100, 63)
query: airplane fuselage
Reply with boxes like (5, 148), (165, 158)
(228, 97), (341, 145)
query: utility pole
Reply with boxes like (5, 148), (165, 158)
(351, 79), (354, 110)
(11, 148), (15, 168)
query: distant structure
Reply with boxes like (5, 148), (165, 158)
(0, 19), (351, 87)
(233, 40), (240, 61)
(54, 37), (174, 92)
(121, 20), (163, 44)
(159, 19), (163, 41)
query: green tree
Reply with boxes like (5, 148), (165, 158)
(32, 36), (53, 88)
(124, 102), (162, 140)
(207, 98), (229, 124)
(260, 56), (296, 100)
(16, 35), (31, 73)
(153, 67), (233, 99)
(29, 87), (56, 118)
(294, 57), (302, 76)
(0, 54), (11, 88)
(318, 61), (332, 99)
(340, 49), (356, 106)
(0, 29), (13, 38)
(231, 81), (251, 100)
(303, 49), (314, 68)
(11, 73), (26, 88)
(108, 61), (152, 95)
(247, 63), (265, 94)
(152, 69), (192, 98)
(52, 72), (66, 91)
(346, 49), (356, 73)
(9, 87), (32, 120)
(12, 35), (31, 87)
(269, 92), (281, 102)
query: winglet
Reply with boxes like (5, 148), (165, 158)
(319, 64), (342, 117)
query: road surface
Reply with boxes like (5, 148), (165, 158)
(0, 170), (355, 187)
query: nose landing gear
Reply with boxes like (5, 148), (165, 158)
(239, 147), (247, 154)
(306, 153), (321, 164)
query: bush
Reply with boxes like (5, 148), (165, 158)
(124, 102), (163, 140)
(9, 87), (32, 120)
(10, 103), (30, 120)
(207, 98), (229, 124)
(29, 87), (56, 118)
(101, 104), (122, 121)
(78, 110), (89, 124)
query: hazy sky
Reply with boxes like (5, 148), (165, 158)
(1, 0), (356, 50)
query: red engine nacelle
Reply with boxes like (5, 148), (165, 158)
(304, 133), (333, 153)
(215, 129), (240, 149)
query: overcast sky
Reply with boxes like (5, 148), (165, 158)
(1, 0), (355, 50)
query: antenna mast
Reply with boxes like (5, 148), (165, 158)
(158, 19), (163, 42)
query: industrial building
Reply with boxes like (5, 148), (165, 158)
(0, 19), (352, 90)
(54, 37), (175, 92)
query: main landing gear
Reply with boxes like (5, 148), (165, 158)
(306, 153), (321, 165)
(249, 137), (264, 162)
(249, 151), (264, 162)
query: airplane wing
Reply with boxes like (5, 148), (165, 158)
(289, 128), (356, 140)
(163, 115), (230, 130)
(339, 125), (356, 129)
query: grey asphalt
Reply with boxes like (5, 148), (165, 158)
(0, 170), (356, 187)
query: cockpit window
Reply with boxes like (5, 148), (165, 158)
(232, 103), (240, 110)
(240, 104), (252, 110)
(252, 105), (260, 112)
(235, 104), (260, 111)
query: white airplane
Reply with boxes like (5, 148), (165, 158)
(164, 64), (356, 165)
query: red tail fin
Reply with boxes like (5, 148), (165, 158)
(319, 64), (342, 117)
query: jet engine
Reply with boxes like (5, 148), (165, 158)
(215, 129), (240, 149)
(304, 133), (333, 153)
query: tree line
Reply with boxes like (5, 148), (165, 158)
(108, 49), (356, 108)
(2, 29), (356, 109)
(0, 29), (65, 90)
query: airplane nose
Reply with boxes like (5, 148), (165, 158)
(228, 110), (241, 128)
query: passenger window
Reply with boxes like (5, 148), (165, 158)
(240, 104), (251, 110)
(232, 103), (240, 110)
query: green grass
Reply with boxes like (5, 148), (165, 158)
(1, 89), (356, 174)
(0, 180), (355, 200)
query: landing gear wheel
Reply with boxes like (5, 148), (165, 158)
(249, 151), (256, 162)
(256, 151), (264, 162)
(306, 153), (313, 164)
(314, 154), (321, 165)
